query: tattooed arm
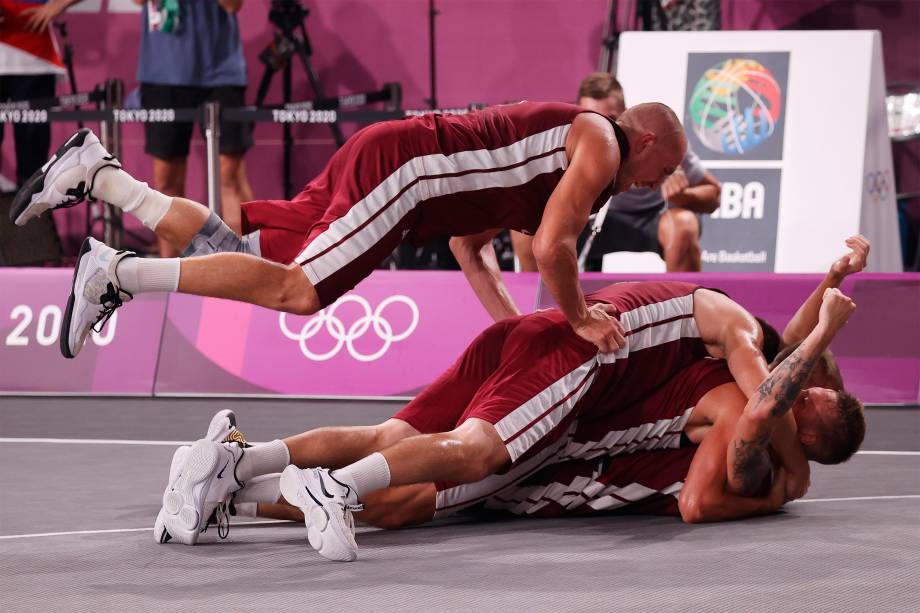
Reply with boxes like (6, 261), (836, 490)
(725, 289), (856, 496)
(694, 288), (811, 499)
(679, 401), (788, 523)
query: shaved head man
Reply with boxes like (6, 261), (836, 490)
(15, 101), (687, 359)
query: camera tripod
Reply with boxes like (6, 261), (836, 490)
(255, 0), (344, 198)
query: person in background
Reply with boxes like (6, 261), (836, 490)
(133, 0), (253, 256)
(512, 72), (721, 272)
(0, 0), (80, 187)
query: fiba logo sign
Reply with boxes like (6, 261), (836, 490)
(279, 294), (419, 362)
(712, 182), (765, 220)
(688, 58), (783, 156)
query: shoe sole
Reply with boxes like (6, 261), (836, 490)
(154, 411), (237, 544)
(60, 237), (93, 359)
(162, 440), (221, 546)
(154, 507), (172, 544)
(11, 128), (91, 226)
(279, 466), (357, 562)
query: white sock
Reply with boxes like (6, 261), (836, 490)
(236, 440), (290, 483)
(235, 473), (281, 504)
(92, 166), (172, 230)
(332, 452), (391, 499)
(233, 502), (258, 518)
(114, 257), (180, 295)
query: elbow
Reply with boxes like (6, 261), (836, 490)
(678, 490), (708, 524)
(701, 199), (720, 215)
(702, 182), (722, 214)
(531, 234), (562, 270)
(701, 189), (721, 214)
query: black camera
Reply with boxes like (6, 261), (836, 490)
(269, 0), (310, 34)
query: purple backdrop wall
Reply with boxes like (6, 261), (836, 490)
(1, 269), (917, 402)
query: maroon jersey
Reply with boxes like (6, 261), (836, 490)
(240, 102), (626, 306)
(485, 448), (697, 518)
(483, 359), (735, 518)
(561, 358), (736, 461)
(575, 280), (712, 420)
(424, 282), (721, 518)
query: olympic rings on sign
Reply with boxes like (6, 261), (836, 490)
(278, 294), (419, 362)
(864, 169), (893, 202)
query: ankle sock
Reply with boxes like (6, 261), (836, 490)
(93, 166), (172, 230)
(331, 452), (391, 499)
(114, 257), (180, 294)
(236, 440), (291, 483)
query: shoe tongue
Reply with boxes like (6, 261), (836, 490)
(327, 470), (360, 505)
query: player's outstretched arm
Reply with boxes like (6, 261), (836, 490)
(534, 114), (624, 353)
(726, 289), (855, 496)
(782, 235), (869, 347)
(450, 229), (521, 322)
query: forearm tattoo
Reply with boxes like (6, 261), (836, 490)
(757, 345), (818, 418)
(731, 344), (817, 491)
(732, 433), (772, 495)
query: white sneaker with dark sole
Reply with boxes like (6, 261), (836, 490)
(61, 237), (134, 359)
(11, 128), (120, 226)
(161, 439), (245, 546)
(279, 466), (363, 562)
(154, 409), (246, 544)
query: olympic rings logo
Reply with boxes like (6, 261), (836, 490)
(278, 294), (419, 362)
(864, 170), (893, 203)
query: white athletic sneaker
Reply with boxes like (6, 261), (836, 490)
(154, 445), (191, 544)
(154, 409), (246, 544)
(11, 128), (119, 226)
(161, 439), (246, 545)
(61, 237), (134, 359)
(279, 466), (363, 562)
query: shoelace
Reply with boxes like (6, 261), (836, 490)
(207, 430), (250, 540)
(216, 501), (232, 539)
(92, 282), (133, 333)
(60, 182), (88, 209)
(200, 500), (234, 540)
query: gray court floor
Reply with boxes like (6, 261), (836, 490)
(1, 397), (918, 612)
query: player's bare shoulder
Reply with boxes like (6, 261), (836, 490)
(567, 112), (621, 172)
(693, 288), (758, 355)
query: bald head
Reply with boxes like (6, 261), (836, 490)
(614, 102), (688, 192)
(619, 102), (687, 151)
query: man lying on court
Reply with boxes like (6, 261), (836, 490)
(156, 287), (862, 560)
(13, 101), (687, 358)
(154, 248), (867, 559)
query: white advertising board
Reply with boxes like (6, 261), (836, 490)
(618, 31), (901, 272)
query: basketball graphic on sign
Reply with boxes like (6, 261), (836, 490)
(688, 59), (783, 155)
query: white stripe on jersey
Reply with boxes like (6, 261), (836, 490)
(483, 474), (685, 516)
(495, 358), (598, 462)
(559, 407), (694, 462)
(295, 124), (571, 285)
(599, 293), (699, 364)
